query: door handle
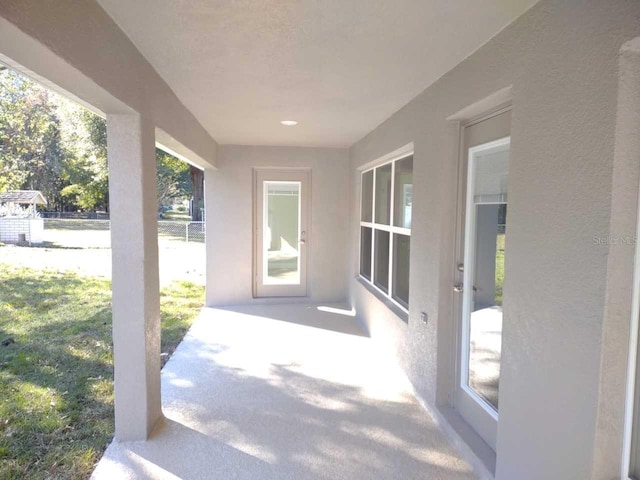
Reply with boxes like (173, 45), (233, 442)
(299, 239), (306, 244)
(453, 284), (478, 293)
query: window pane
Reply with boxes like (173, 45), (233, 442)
(392, 233), (410, 307)
(361, 170), (373, 222)
(495, 204), (506, 306)
(631, 325), (640, 478)
(374, 230), (390, 292)
(374, 164), (392, 225)
(264, 181), (300, 285)
(360, 227), (372, 280)
(466, 140), (509, 411)
(393, 156), (413, 228)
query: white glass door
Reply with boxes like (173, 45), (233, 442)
(455, 109), (510, 451)
(254, 169), (309, 297)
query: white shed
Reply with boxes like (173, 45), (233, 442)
(0, 190), (47, 245)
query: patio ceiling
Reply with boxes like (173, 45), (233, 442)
(97, 0), (537, 148)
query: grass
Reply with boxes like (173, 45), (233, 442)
(159, 212), (191, 221)
(40, 218), (205, 247)
(0, 263), (204, 479)
(42, 220), (110, 232)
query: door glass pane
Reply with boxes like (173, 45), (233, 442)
(360, 227), (372, 280)
(361, 170), (373, 222)
(393, 156), (413, 228)
(374, 230), (390, 292)
(393, 233), (410, 307)
(465, 140), (509, 411)
(630, 322), (640, 478)
(264, 181), (300, 285)
(374, 164), (392, 225)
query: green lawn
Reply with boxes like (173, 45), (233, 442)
(159, 212), (191, 221)
(0, 264), (204, 479)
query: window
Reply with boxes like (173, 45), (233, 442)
(360, 154), (413, 311)
(629, 306), (640, 479)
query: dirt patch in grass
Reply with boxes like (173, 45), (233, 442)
(0, 264), (203, 479)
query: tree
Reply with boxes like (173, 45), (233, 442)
(156, 149), (191, 209)
(59, 110), (109, 211)
(0, 69), (67, 209)
(189, 166), (204, 221)
(0, 67), (197, 216)
(62, 114), (192, 212)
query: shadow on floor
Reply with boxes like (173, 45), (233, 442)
(219, 303), (369, 337)
(93, 308), (476, 480)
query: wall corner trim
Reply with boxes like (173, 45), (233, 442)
(357, 142), (414, 172)
(446, 86), (513, 123)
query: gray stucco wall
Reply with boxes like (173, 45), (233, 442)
(206, 145), (350, 306)
(348, 1), (640, 478)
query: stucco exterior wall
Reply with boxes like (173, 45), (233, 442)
(348, 1), (640, 478)
(206, 145), (350, 306)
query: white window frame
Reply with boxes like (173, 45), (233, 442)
(622, 182), (640, 479)
(358, 143), (413, 312)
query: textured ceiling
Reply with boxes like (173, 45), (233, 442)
(97, 0), (537, 147)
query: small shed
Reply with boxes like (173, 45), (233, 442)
(0, 190), (47, 210)
(0, 190), (47, 245)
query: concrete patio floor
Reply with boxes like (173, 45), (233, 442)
(91, 304), (478, 480)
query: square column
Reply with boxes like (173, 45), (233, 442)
(204, 167), (216, 307)
(107, 113), (162, 441)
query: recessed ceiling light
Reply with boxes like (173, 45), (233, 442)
(281, 120), (298, 126)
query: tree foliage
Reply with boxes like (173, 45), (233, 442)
(156, 150), (191, 209)
(59, 108), (109, 211)
(0, 70), (65, 208)
(0, 69), (194, 214)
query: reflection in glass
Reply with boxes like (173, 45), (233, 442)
(631, 332), (640, 479)
(360, 227), (372, 280)
(361, 170), (373, 222)
(466, 141), (509, 411)
(374, 230), (390, 292)
(264, 181), (300, 284)
(374, 164), (392, 225)
(393, 156), (413, 228)
(392, 233), (410, 307)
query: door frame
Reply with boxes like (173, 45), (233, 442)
(452, 104), (511, 451)
(622, 145), (640, 478)
(253, 168), (311, 298)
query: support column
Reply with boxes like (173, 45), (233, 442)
(107, 113), (162, 441)
(204, 167), (216, 307)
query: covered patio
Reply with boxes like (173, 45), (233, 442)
(2, 1), (640, 479)
(91, 305), (475, 479)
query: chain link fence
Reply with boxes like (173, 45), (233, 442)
(158, 221), (205, 243)
(42, 218), (205, 246)
(41, 211), (111, 220)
